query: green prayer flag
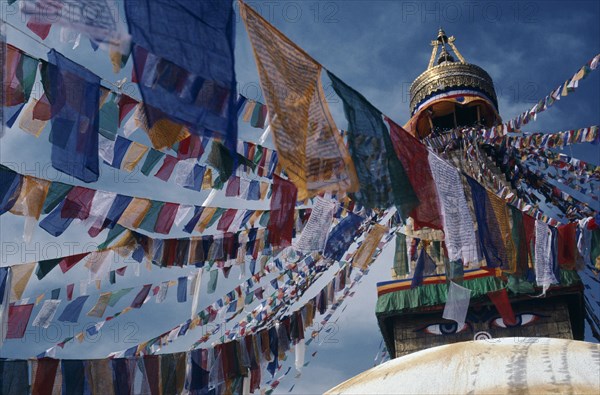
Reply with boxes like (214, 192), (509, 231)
(98, 224), (127, 249)
(108, 287), (134, 307)
(327, 71), (419, 213)
(138, 200), (164, 232)
(207, 142), (234, 182)
(141, 149), (165, 176)
(99, 94), (119, 140)
(207, 270), (218, 294)
(42, 182), (73, 214)
(36, 258), (61, 280)
(206, 207), (227, 229)
(20, 54), (39, 102)
(259, 211), (270, 227)
(253, 145), (263, 166)
(393, 232), (408, 277)
(506, 275), (535, 294)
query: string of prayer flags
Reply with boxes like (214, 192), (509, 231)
(500, 53), (600, 133)
(42, 49), (100, 182)
(125, 0), (238, 154)
(240, 97), (269, 128)
(2, 44), (38, 126)
(240, 1), (358, 200)
(327, 72), (418, 213)
(387, 118), (443, 230)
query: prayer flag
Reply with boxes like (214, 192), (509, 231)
(240, 2), (358, 200)
(387, 119), (442, 229)
(43, 50), (100, 182)
(125, 0), (238, 153)
(268, 175), (297, 247)
(328, 72), (418, 212)
(58, 295), (89, 323)
(442, 281), (471, 325)
(6, 303), (34, 339)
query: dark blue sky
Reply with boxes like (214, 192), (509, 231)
(1, 1), (599, 393)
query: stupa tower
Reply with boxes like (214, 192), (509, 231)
(405, 28), (501, 139)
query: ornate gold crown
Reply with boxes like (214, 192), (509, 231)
(409, 29), (498, 115)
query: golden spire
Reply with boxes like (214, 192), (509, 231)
(427, 28), (466, 69)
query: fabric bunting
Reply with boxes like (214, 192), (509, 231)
(328, 72), (418, 214)
(125, 0), (238, 154)
(268, 176), (298, 248)
(387, 119), (443, 230)
(240, 2), (358, 200)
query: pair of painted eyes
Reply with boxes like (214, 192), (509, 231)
(421, 314), (539, 335)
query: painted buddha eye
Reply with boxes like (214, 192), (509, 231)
(490, 314), (539, 328)
(421, 322), (470, 335)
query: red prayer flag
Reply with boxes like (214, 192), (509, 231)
(66, 283), (74, 301)
(32, 358), (60, 394)
(217, 209), (237, 232)
(130, 284), (152, 308)
(177, 135), (203, 160)
(59, 252), (89, 273)
(225, 176), (240, 197)
(387, 118), (443, 230)
(3, 45), (26, 106)
(154, 155), (179, 181)
(154, 202), (179, 234)
(7, 303), (34, 339)
(557, 222), (578, 269)
(26, 20), (52, 39)
(268, 175), (298, 247)
(116, 266), (127, 276)
(118, 94), (138, 126)
(61, 187), (95, 220)
(33, 93), (52, 121)
(487, 288), (517, 326)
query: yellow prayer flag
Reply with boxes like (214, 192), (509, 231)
(242, 101), (256, 122)
(35, 293), (45, 305)
(259, 182), (269, 200)
(137, 107), (190, 150)
(487, 191), (517, 273)
(9, 176), (50, 219)
(352, 224), (388, 269)
(18, 99), (48, 137)
(195, 207), (217, 233)
(118, 198), (152, 229)
(201, 168), (213, 190)
(10, 262), (35, 301)
(240, 2), (358, 200)
(121, 141), (148, 172)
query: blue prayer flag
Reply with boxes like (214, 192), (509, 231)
(177, 276), (187, 303)
(43, 50), (100, 182)
(125, 0), (238, 154)
(58, 295), (89, 323)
